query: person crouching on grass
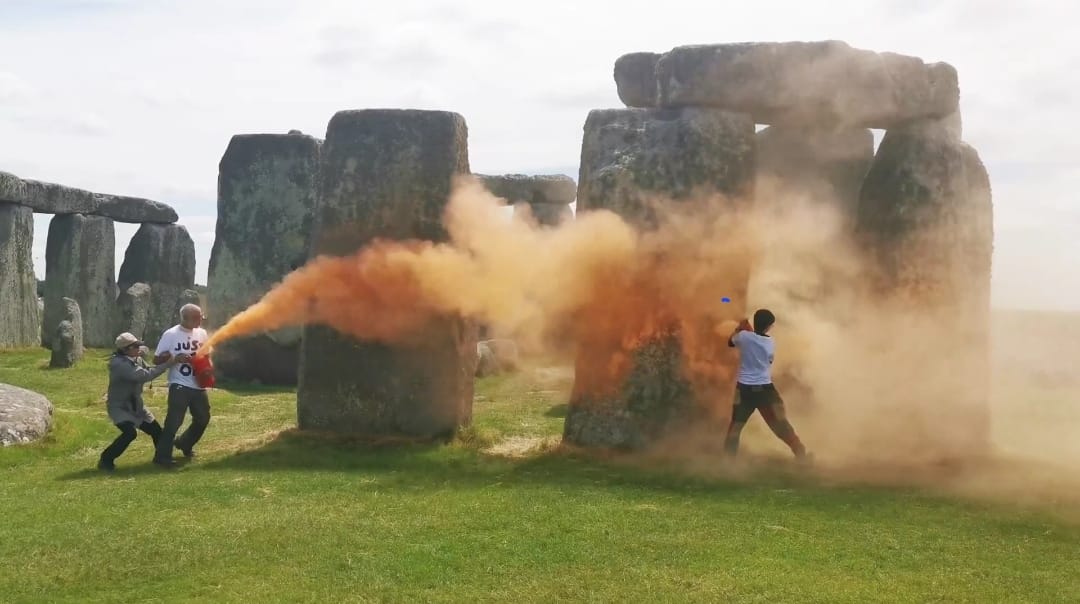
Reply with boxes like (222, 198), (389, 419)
(724, 309), (811, 462)
(99, 332), (188, 472)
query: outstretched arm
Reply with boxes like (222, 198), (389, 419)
(113, 357), (176, 384)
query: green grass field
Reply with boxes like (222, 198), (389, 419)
(1, 347), (1078, 603)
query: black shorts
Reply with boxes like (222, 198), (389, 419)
(732, 383), (784, 423)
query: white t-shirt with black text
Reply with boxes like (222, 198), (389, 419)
(155, 325), (209, 389)
(732, 331), (775, 386)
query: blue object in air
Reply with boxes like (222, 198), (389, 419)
(721, 297), (731, 303)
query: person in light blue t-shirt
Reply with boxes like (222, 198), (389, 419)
(724, 308), (810, 461)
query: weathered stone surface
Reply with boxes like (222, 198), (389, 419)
(477, 174), (577, 206)
(565, 333), (696, 449)
(118, 224), (196, 345)
(617, 41), (958, 128)
(856, 116), (967, 291)
(49, 298), (83, 368)
(855, 120), (993, 455)
(208, 132), (320, 385)
(115, 282), (152, 340)
(756, 125), (873, 220)
(298, 109), (477, 437)
(179, 289), (200, 307)
(567, 107), (754, 449)
(216, 334), (301, 386)
(0, 203), (40, 347)
(514, 202), (574, 227)
(614, 52), (661, 107)
(478, 173), (576, 228)
(577, 107), (755, 225)
(0, 383), (53, 446)
(42, 214), (115, 348)
(0, 170), (178, 223)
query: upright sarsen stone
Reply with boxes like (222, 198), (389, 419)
(49, 297), (83, 368)
(115, 282), (152, 340)
(297, 109), (477, 438)
(0, 203), (39, 347)
(42, 214), (115, 348)
(118, 224), (196, 345)
(855, 117), (992, 456)
(208, 132), (321, 385)
(566, 107), (756, 449)
(577, 107), (755, 225)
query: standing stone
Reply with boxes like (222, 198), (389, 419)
(566, 107), (755, 449)
(623, 41), (959, 128)
(297, 109), (477, 438)
(0, 203), (40, 347)
(856, 116), (966, 296)
(855, 117), (992, 456)
(577, 107), (755, 224)
(208, 132), (321, 385)
(43, 214), (115, 348)
(118, 224), (196, 346)
(477, 173), (576, 227)
(178, 289), (201, 308)
(49, 297), (83, 368)
(115, 282), (152, 340)
(756, 125), (874, 221)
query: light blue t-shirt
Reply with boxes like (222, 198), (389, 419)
(732, 331), (775, 385)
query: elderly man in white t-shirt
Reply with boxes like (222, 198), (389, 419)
(152, 303), (211, 468)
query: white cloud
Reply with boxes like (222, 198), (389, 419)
(0, 71), (36, 104)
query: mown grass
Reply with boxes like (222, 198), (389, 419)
(1, 347), (1078, 603)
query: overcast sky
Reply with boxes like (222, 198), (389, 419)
(1, 0), (1077, 310)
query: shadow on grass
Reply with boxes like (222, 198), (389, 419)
(182, 428), (799, 498)
(57, 457), (195, 481)
(544, 403), (568, 418)
(213, 380), (296, 396)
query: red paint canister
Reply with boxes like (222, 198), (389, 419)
(191, 353), (216, 389)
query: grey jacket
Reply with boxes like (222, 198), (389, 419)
(106, 354), (170, 426)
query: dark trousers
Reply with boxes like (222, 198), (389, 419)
(101, 420), (163, 463)
(154, 384), (211, 462)
(724, 383), (806, 457)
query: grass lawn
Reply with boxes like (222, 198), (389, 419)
(1, 347), (1078, 603)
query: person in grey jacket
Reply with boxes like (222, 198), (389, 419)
(98, 332), (188, 472)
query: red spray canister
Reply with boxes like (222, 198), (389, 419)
(191, 353), (216, 389)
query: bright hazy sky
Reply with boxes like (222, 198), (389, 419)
(1, 0), (1077, 310)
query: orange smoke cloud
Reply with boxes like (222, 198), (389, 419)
(203, 177), (758, 403)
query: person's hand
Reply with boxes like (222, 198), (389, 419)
(173, 353), (192, 364)
(738, 319), (753, 332)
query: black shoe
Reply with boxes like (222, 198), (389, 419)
(174, 441), (195, 459)
(97, 458), (115, 473)
(153, 458), (177, 469)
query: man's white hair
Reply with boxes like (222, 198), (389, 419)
(179, 303), (203, 320)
